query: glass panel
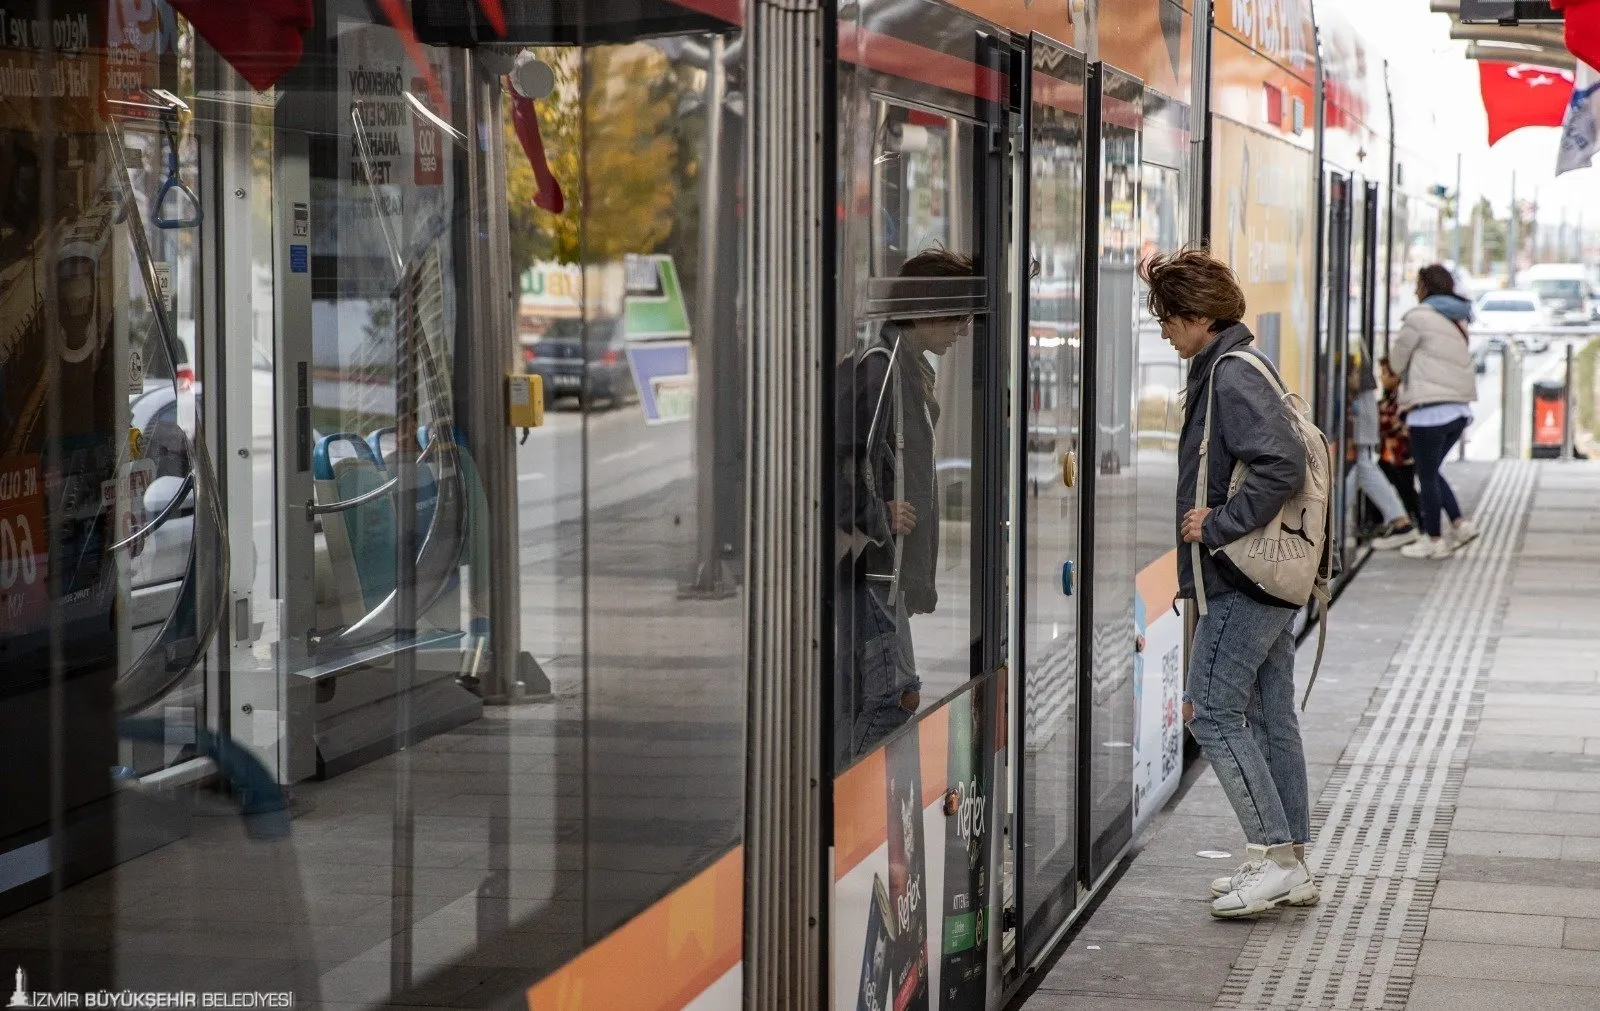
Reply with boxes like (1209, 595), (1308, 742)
(1086, 67), (1141, 876)
(568, 36), (749, 938)
(1019, 37), (1086, 964)
(0, 3), (748, 1004)
(836, 97), (984, 769)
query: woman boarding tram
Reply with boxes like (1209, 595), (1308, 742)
(1389, 264), (1482, 560)
(1148, 247), (1319, 918)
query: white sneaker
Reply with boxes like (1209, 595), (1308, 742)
(1400, 535), (1454, 560)
(1371, 523), (1419, 550)
(1450, 519), (1480, 549)
(1210, 844), (1317, 918)
(1210, 846), (1320, 906)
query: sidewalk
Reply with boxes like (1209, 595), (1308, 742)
(1021, 459), (1600, 1011)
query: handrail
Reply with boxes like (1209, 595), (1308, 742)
(304, 437), (441, 521)
(106, 117), (231, 716)
(108, 472), (195, 553)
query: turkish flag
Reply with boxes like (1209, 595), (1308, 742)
(169, 0), (313, 92)
(1479, 61), (1575, 145)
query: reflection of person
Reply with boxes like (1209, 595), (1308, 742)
(1144, 246), (1317, 918)
(1389, 264), (1480, 560)
(836, 248), (975, 763)
(1344, 348), (1417, 549)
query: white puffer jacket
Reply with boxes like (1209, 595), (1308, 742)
(1389, 304), (1478, 413)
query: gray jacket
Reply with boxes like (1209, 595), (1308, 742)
(1390, 303), (1477, 413)
(1176, 324), (1308, 601)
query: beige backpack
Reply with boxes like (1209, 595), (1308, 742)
(1193, 349), (1335, 709)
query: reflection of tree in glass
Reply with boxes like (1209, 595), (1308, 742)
(505, 46), (684, 277)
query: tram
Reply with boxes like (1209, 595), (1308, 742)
(0, 0), (1442, 1007)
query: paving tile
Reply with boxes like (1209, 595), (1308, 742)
(1423, 908), (1565, 947)
(1416, 939), (1600, 987)
(1409, 974), (1600, 1010)
(1472, 734), (1586, 754)
(1434, 878), (1600, 919)
(1443, 853), (1600, 890)
(1566, 916), (1600, 951)
(1554, 792), (1600, 814)
(1463, 768), (1600, 792)
(1021, 995), (1210, 1011)
(1447, 829), (1565, 859)
(1032, 940), (1236, 1003)
(1452, 807), (1600, 837)
(1457, 786), (1558, 811)
(1561, 836), (1600, 862)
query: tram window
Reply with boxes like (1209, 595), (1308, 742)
(869, 101), (976, 277)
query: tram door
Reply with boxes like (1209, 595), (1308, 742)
(1081, 63), (1142, 885)
(1016, 35), (1089, 969)
(1320, 171), (1354, 570)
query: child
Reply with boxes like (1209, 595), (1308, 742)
(1348, 350), (1418, 549)
(1377, 358), (1422, 528)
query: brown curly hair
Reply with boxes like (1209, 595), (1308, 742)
(1139, 245), (1247, 327)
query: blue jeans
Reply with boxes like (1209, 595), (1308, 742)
(1184, 590), (1309, 846)
(1408, 417), (1466, 538)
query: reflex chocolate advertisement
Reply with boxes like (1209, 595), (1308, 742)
(835, 676), (1005, 1011)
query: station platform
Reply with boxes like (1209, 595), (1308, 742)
(1021, 459), (1600, 1011)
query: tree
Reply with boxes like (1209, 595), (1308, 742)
(504, 45), (687, 281)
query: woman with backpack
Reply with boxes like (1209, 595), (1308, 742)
(1144, 247), (1318, 918)
(1387, 264), (1482, 560)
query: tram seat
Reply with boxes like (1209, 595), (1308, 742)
(368, 426), (444, 541)
(313, 434), (396, 624)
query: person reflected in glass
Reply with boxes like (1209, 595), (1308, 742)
(837, 248), (975, 763)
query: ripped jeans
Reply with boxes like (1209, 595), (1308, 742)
(1184, 588), (1309, 846)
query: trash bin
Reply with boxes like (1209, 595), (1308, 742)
(1531, 378), (1567, 459)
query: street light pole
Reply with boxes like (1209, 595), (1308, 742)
(1452, 152), (1463, 269)
(1507, 170), (1518, 287)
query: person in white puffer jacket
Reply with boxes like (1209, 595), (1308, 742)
(1387, 264), (1482, 559)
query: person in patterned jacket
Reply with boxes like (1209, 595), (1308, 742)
(1377, 358), (1422, 527)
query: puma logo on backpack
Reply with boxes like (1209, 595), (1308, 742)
(1193, 349), (1336, 710)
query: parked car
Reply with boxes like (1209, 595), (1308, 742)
(1522, 263), (1593, 325)
(522, 316), (637, 409)
(1473, 291), (1550, 354)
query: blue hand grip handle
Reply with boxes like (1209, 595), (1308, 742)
(1061, 560), (1074, 596)
(154, 173), (203, 228)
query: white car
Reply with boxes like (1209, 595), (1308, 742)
(1473, 291), (1551, 354)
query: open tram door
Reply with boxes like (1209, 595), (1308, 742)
(1013, 32), (1090, 973)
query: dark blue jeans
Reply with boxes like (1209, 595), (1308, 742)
(1408, 417), (1467, 538)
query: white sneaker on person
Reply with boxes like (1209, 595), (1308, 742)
(1371, 522), (1419, 550)
(1450, 519), (1480, 549)
(1210, 845), (1319, 905)
(1400, 535), (1454, 560)
(1210, 844), (1317, 918)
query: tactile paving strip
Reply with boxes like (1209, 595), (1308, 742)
(1214, 461), (1537, 1010)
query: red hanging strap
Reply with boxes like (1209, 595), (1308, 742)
(509, 86), (564, 214)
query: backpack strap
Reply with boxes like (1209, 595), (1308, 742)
(1192, 349), (1279, 616)
(1301, 582), (1332, 711)
(861, 335), (907, 608)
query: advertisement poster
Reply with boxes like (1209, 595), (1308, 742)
(0, 3), (126, 656)
(1212, 117), (1316, 397)
(1132, 595), (1184, 832)
(884, 727), (929, 1010)
(835, 681), (1004, 1011)
(938, 687), (992, 1008)
(333, 20), (455, 299)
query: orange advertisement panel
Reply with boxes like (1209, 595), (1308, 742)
(1211, 29), (1315, 149)
(1213, 0), (1315, 80)
(945, 0), (1080, 48)
(526, 849), (744, 1011)
(1210, 116), (1318, 398)
(1098, 0), (1193, 99)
